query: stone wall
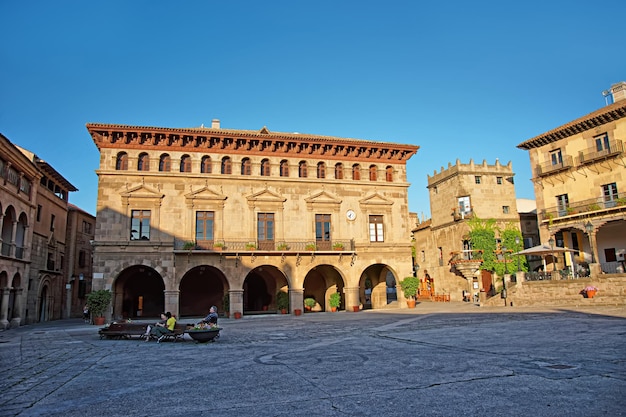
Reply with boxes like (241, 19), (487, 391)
(483, 274), (626, 307)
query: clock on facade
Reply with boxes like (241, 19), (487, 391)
(346, 209), (356, 221)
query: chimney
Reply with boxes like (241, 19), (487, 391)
(610, 81), (626, 103)
(211, 119), (220, 129)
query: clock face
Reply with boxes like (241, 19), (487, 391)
(346, 210), (356, 221)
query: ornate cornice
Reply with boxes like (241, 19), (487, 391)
(517, 101), (626, 150)
(86, 123), (419, 163)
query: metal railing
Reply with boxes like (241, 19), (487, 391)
(174, 239), (355, 252)
(541, 192), (626, 221)
(535, 154), (574, 177)
(577, 140), (624, 165)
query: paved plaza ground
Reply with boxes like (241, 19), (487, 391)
(0, 302), (625, 417)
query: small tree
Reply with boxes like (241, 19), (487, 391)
(399, 276), (419, 300)
(276, 291), (289, 311)
(86, 289), (112, 318)
(329, 292), (341, 309)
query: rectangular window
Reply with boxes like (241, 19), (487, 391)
(604, 248), (617, 262)
(496, 177), (503, 185)
(602, 183), (618, 208)
(257, 213), (275, 250)
(458, 196), (471, 215)
(82, 220), (92, 234)
(50, 214), (55, 231)
(556, 194), (569, 216)
(595, 133), (610, 152)
(369, 215), (384, 242)
(315, 214), (331, 250)
(37, 205), (42, 222)
(550, 149), (563, 166)
(78, 250), (86, 267)
(502, 206), (510, 214)
(195, 211), (214, 243)
(475, 176), (481, 184)
(130, 210), (151, 240)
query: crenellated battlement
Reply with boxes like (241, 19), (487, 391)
(427, 158), (513, 187)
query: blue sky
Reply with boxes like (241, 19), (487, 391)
(2, 1), (625, 217)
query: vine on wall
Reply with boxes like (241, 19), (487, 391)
(466, 217), (527, 275)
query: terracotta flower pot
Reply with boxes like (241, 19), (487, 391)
(352, 306), (360, 312)
(93, 317), (106, 326)
(406, 299), (416, 308)
(234, 312), (242, 319)
(294, 309), (302, 316)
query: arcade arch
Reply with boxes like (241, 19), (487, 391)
(359, 264), (398, 309)
(179, 265), (229, 317)
(302, 264), (345, 311)
(113, 265), (164, 319)
(243, 265), (289, 313)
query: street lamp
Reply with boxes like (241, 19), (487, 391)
(548, 237), (556, 273)
(515, 235), (521, 272)
(585, 221), (595, 263)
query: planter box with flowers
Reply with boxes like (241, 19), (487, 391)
(581, 285), (598, 298)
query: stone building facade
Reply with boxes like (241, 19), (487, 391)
(65, 204), (95, 318)
(413, 159), (520, 301)
(86, 121), (419, 319)
(517, 81), (626, 275)
(0, 134), (77, 327)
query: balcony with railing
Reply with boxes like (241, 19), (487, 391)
(541, 193), (626, 222)
(535, 154), (574, 177)
(175, 239), (355, 253)
(577, 140), (624, 166)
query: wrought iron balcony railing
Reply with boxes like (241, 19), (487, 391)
(175, 239), (355, 252)
(577, 140), (623, 165)
(541, 193), (626, 222)
(535, 154), (574, 177)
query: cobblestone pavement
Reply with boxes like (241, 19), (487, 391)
(0, 303), (625, 417)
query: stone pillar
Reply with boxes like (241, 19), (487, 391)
(230, 289), (244, 317)
(343, 286), (360, 311)
(289, 288), (304, 314)
(164, 290), (180, 319)
(10, 288), (23, 328)
(0, 288), (10, 329)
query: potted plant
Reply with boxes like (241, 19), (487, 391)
(304, 297), (316, 311)
(277, 242), (289, 250)
(182, 241), (196, 250)
(332, 242), (344, 251)
(213, 241), (225, 251)
(86, 289), (112, 325)
(329, 292), (341, 312)
(399, 276), (419, 308)
(276, 291), (289, 314)
(581, 285), (598, 298)
(245, 242), (256, 250)
(305, 242), (316, 251)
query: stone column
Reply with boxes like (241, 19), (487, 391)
(164, 290), (180, 319)
(230, 289), (244, 317)
(0, 288), (10, 329)
(10, 288), (23, 328)
(343, 286), (360, 311)
(289, 288), (304, 314)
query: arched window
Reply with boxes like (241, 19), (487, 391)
(352, 164), (361, 180)
(385, 166), (393, 182)
(317, 162), (326, 179)
(159, 154), (171, 172)
(180, 155), (192, 172)
(280, 160), (289, 177)
(201, 156), (212, 173)
(241, 158), (251, 175)
(221, 157), (232, 174)
(260, 159), (271, 176)
(116, 152), (128, 170)
(138, 153), (149, 171)
(299, 161), (308, 178)
(369, 165), (377, 181)
(335, 163), (344, 179)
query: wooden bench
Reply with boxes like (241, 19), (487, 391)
(99, 322), (192, 342)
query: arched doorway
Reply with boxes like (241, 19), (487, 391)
(303, 265), (345, 312)
(359, 264), (398, 309)
(179, 266), (229, 317)
(39, 285), (49, 322)
(243, 265), (288, 314)
(114, 266), (164, 319)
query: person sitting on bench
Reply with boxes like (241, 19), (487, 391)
(199, 306), (218, 327)
(147, 312), (176, 343)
